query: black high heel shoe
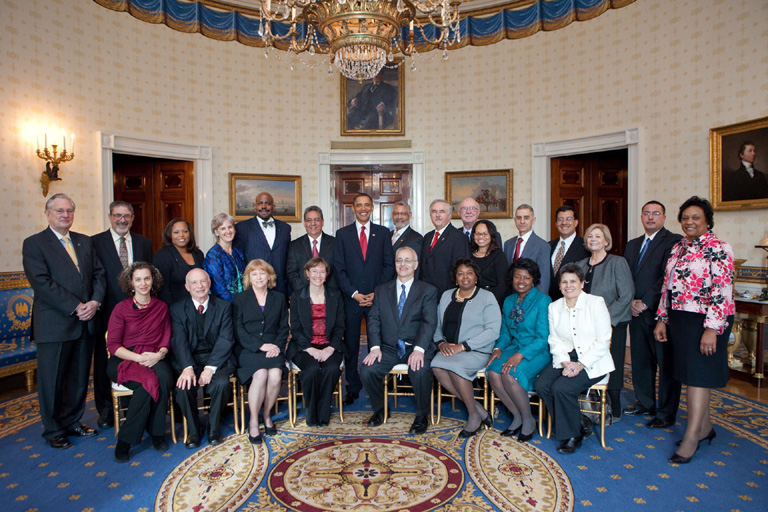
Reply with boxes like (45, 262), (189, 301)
(675, 428), (716, 447)
(501, 425), (522, 437)
(481, 410), (493, 430)
(517, 422), (537, 443)
(669, 445), (698, 465)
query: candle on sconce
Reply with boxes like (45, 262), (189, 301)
(63, 129), (66, 151)
(36, 132), (40, 151)
(410, 20), (414, 33)
(44, 131), (47, 149)
(72, 134), (75, 154)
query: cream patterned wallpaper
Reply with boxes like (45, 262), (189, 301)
(0, 0), (767, 271)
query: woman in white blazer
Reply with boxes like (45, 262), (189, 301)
(535, 262), (615, 454)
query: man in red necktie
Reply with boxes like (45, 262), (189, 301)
(502, 204), (551, 294)
(286, 205), (337, 292)
(418, 199), (470, 296)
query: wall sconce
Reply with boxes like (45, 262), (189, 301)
(36, 129), (74, 197)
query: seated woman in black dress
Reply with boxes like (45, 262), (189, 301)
(470, 220), (509, 305)
(288, 257), (345, 427)
(233, 259), (289, 444)
(153, 218), (205, 305)
(107, 262), (172, 463)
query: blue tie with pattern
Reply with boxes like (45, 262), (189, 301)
(397, 284), (407, 359)
(635, 237), (650, 270)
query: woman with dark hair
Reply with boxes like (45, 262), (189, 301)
(577, 223), (634, 422)
(153, 218), (205, 305)
(107, 262), (172, 462)
(654, 196), (734, 464)
(233, 259), (289, 444)
(486, 258), (551, 441)
(288, 257), (345, 427)
(470, 220), (509, 305)
(203, 212), (246, 302)
(432, 258), (502, 437)
(535, 263), (614, 454)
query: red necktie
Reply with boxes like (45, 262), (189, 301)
(513, 237), (523, 262)
(312, 239), (319, 258)
(198, 304), (204, 314)
(360, 226), (368, 260)
(429, 231), (439, 252)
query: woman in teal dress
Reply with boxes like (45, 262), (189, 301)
(486, 258), (551, 441)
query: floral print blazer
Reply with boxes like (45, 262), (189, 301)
(656, 230), (735, 334)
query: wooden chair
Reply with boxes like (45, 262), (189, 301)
(180, 375), (240, 443)
(287, 361), (344, 427)
(383, 363), (435, 424)
(434, 369), (489, 424)
(489, 388), (547, 437)
(238, 375), (291, 434)
(545, 374), (610, 449)
(111, 382), (177, 444)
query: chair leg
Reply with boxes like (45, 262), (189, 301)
(112, 393), (120, 438)
(231, 379), (240, 435)
(383, 375), (390, 423)
(169, 395), (177, 444)
(337, 376), (344, 423)
(436, 382), (443, 425)
(600, 391), (607, 449)
(538, 398), (546, 437)
(288, 371), (297, 428)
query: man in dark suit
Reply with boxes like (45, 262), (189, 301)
(334, 193), (395, 405)
(390, 201), (422, 257)
(503, 204), (551, 294)
(346, 71), (398, 130)
(286, 205), (336, 291)
(234, 192), (291, 295)
(170, 268), (236, 447)
(458, 197), (502, 247)
(623, 201), (683, 428)
(361, 247), (438, 434)
(548, 205), (589, 300)
(722, 141), (768, 201)
(420, 199), (470, 296)
(22, 193), (106, 449)
(91, 200), (153, 428)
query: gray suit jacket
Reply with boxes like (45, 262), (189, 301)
(577, 254), (634, 325)
(503, 231), (551, 294)
(434, 288), (502, 353)
(367, 279), (438, 357)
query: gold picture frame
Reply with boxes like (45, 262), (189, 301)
(710, 116), (768, 211)
(229, 173), (302, 223)
(340, 61), (405, 136)
(445, 169), (514, 219)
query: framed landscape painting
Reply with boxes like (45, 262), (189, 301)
(229, 173), (302, 222)
(445, 169), (513, 219)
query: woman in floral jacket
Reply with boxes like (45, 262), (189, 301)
(654, 196), (735, 465)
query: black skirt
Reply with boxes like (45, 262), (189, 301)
(668, 310), (732, 388)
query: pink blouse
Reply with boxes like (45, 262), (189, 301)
(656, 230), (735, 334)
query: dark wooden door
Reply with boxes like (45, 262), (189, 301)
(332, 166), (411, 230)
(113, 154), (195, 253)
(550, 149), (628, 255)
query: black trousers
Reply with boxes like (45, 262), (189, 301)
(360, 346), (434, 417)
(92, 325), (112, 415)
(629, 315), (681, 421)
(293, 350), (344, 425)
(535, 364), (604, 440)
(37, 332), (94, 440)
(174, 362), (234, 438)
(107, 357), (174, 445)
(342, 298), (371, 396)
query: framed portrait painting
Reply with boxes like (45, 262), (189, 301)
(229, 173), (302, 223)
(341, 62), (405, 136)
(710, 116), (768, 210)
(445, 169), (513, 219)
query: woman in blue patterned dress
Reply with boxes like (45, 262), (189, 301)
(203, 213), (246, 302)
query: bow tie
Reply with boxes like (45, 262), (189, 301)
(262, 220), (275, 228)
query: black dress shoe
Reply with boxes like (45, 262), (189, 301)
(114, 440), (130, 462)
(623, 404), (656, 416)
(48, 435), (72, 450)
(151, 435), (169, 451)
(557, 435), (583, 454)
(97, 409), (114, 428)
(264, 425), (277, 436)
(647, 418), (674, 429)
(208, 430), (222, 446)
(367, 410), (384, 427)
(409, 415), (429, 435)
(580, 415), (593, 438)
(66, 424), (98, 437)
(481, 410), (493, 430)
(318, 421), (329, 427)
(249, 434), (263, 445)
(185, 436), (200, 449)
(459, 426), (481, 438)
(343, 393), (358, 406)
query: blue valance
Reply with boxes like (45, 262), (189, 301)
(94, 0), (635, 52)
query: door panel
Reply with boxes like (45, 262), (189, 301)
(332, 166), (411, 230)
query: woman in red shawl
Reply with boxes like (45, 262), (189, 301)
(107, 262), (172, 463)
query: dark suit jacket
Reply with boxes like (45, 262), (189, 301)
(153, 245), (205, 306)
(548, 235), (590, 299)
(624, 227), (682, 325)
(91, 230), (153, 319)
(286, 233), (336, 292)
(391, 226), (423, 257)
(287, 286), (345, 360)
(502, 231), (551, 295)
(170, 295), (236, 372)
(232, 289), (289, 356)
(22, 228), (106, 343)
(723, 164), (768, 202)
(367, 279), (438, 358)
(334, 222), (395, 299)
(419, 224), (470, 296)
(233, 216), (292, 295)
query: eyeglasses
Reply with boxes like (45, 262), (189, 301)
(50, 209), (75, 215)
(474, 232), (490, 238)
(308, 269), (327, 275)
(642, 211), (662, 217)
(395, 258), (415, 264)
(459, 206), (479, 211)
(110, 213), (133, 219)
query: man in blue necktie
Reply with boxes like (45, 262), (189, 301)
(361, 246), (438, 435)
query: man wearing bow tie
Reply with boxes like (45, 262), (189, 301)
(234, 192), (291, 295)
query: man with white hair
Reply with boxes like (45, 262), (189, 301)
(419, 199), (469, 295)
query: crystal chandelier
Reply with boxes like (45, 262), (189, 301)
(257, 0), (461, 81)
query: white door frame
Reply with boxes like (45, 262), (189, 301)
(99, 132), (214, 249)
(531, 128), (640, 238)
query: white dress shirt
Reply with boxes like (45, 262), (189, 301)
(259, 217), (276, 248)
(110, 228), (134, 265)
